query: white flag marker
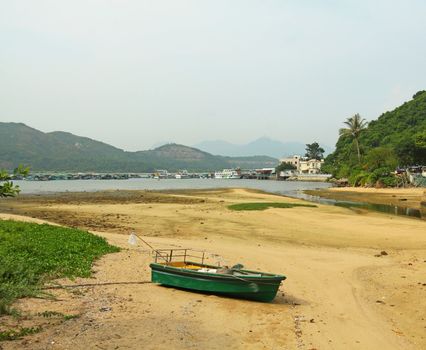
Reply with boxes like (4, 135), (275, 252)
(128, 233), (138, 246)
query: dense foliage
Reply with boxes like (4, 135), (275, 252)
(0, 123), (278, 172)
(324, 91), (426, 186)
(0, 220), (119, 315)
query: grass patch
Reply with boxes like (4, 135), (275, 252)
(63, 314), (80, 320)
(0, 326), (42, 341)
(0, 220), (119, 316)
(228, 202), (317, 211)
(38, 310), (80, 320)
(37, 310), (64, 318)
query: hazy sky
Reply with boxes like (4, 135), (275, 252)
(1, 1), (425, 151)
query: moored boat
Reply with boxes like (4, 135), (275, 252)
(214, 168), (241, 179)
(175, 170), (190, 179)
(149, 249), (286, 302)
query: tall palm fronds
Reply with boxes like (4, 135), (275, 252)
(339, 113), (368, 163)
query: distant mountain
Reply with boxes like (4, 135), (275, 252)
(150, 140), (175, 149)
(0, 123), (278, 172)
(194, 137), (314, 158)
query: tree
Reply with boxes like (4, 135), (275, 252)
(305, 142), (325, 160)
(363, 147), (398, 172)
(413, 90), (426, 99)
(0, 165), (30, 197)
(339, 113), (368, 163)
(276, 162), (296, 173)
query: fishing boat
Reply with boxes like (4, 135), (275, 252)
(214, 168), (241, 179)
(175, 170), (190, 179)
(149, 249), (286, 302)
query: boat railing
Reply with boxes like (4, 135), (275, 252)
(153, 248), (206, 265)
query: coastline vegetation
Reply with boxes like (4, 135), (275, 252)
(0, 165), (29, 197)
(228, 202), (317, 211)
(0, 220), (119, 315)
(323, 90), (426, 186)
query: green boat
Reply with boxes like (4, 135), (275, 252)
(149, 249), (286, 302)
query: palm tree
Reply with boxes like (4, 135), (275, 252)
(339, 113), (368, 163)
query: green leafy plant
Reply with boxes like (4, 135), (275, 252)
(37, 310), (80, 320)
(0, 165), (30, 197)
(0, 326), (42, 341)
(348, 170), (369, 187)
(0, 220), (119, 315)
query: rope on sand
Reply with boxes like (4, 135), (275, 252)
(42, 281), (152, 289)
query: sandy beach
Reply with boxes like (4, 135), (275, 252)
(1, 188), (426, 349)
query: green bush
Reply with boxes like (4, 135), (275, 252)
(336, 164), (352, 179)
(348, 170), (369, 186)
(364, 147), (398, 172)
(379, 175), (398, 187)
(367, 167), (392, 184)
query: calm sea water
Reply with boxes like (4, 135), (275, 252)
(14, 178), (331, 196)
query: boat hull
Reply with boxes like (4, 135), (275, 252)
(150, 263), (285, 302)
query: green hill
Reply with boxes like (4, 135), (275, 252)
(0, 123), (278, 172)
(324, 90), (426, 185)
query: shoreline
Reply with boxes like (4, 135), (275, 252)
(305, 187), (425, 211)
(10, 179), (426, 221)
(1, 188), (425, 349)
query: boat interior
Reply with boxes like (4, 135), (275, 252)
(152, 249), (280, 277)
(164, 261), (204, 269)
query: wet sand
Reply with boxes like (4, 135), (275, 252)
(1, 188), (426, 349)
(305, 187), (425, 210)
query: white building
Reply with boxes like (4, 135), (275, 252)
(280, 155), (301, 169)
(279, 155), (324, 175)
(300, 158), (324, 174)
